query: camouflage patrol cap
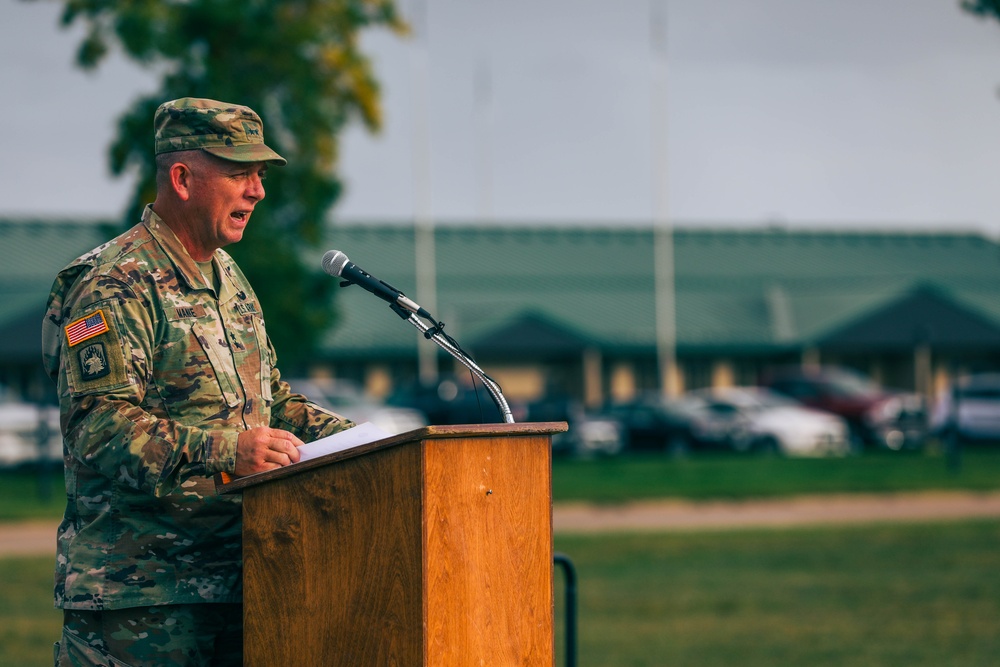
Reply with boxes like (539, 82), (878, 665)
(154, 97), (287, 166)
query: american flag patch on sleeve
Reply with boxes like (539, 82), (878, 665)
(65, 310), (109, 347)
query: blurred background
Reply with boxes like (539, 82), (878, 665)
(4, 0), (1000, 458)
(4, 1), (1000, 665)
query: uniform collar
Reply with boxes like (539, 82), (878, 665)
(141, 204), (240, 302)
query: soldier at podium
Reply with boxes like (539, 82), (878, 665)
(42, 97), (356, 666)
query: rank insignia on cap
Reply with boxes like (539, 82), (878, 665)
(65, 310), (109, 347)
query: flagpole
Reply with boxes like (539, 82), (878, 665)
(651, 0), (678, 398)
(411, 0), (439, 385)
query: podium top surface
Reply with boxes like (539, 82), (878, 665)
(215, 421), (568, 494)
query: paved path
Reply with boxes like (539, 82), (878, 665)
(553, 490), (1000, 533)
(5, 491), (1000, 556)
(0, 520), (58, 557)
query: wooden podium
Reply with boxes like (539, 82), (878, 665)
(217, 421), (568, 666)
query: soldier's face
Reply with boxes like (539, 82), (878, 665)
(185, 156), (268, 256)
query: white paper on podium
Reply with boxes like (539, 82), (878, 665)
(296, 421), (392, 463)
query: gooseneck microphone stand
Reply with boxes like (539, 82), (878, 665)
(386, 302), (514, 424)
(325, 248), (514, 424)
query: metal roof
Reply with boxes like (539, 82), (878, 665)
(0, 219), (110, 337)
(318, 223), (1000, 357)
(4, 218), (1000, 363)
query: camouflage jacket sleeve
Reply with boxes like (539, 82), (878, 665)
(269, 375), (358, 441)
(45, 272), (241, 499)
(268, 366), (358, 442)
(43, 214), (355, 500)
(43, 212), (360, 611)
(220, 260), (357, 442)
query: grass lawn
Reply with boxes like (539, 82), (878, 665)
(0, 466), (64, 521)
(1, 556), (60, 667)
(2, 445), (1000, 520)
(552, 519), (1000, 667)
(4, 519), (1000, 666)
(552, 445), (1000, 503)
(4, 445), (1000, 665)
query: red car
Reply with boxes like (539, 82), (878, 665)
(763, 367), (926, 451)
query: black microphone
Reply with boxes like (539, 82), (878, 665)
(321, 250), (430, 318)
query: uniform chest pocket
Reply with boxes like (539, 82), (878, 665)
(191, 320), (241, 408)
(251, 316), (273, 404)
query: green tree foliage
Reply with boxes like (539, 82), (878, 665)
(44, 0), (405, 371)
(963, 1), (1000, 19)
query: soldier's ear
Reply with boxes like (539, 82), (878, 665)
(169, 162), (194, 202)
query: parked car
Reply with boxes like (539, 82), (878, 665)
(386, 377), (528, 425)
(0, 388), (61, 468)
(605, 395), (740, 455)
(930, 373), (1000, 443)
(763, 367), (926, 451)
(527, 396), (625, 458)
(682, 393), (759, 453)
(685, 387), (852, 456)
(603, 397), (697, 454)
(286, 378), (427, 436)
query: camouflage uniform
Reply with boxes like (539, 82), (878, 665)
(57, 604), (242, 666)
(42, 204), (353, 610)
(42, 97), (354, 664)
(152, 97), (286, 166)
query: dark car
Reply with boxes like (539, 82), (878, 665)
(527, 396), (625, 457)
(763, 367), (926, 451)
(386, 377), (527, 426)
(604, 395), (738, 455)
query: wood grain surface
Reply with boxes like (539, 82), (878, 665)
(243, 443), (423, 665)
(240, 425), (558, 665)
(423, 434), (554, 665)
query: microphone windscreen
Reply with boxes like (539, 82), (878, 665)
(321, 250), (349, 277)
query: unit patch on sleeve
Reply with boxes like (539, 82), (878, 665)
(65, 310), (109, 347)
(63, 305), (130, 395)
(78, 343), (111, 381)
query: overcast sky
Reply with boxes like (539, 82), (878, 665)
(4, 0), (1000, 233)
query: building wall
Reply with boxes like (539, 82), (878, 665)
(326, 344), (1000, 414)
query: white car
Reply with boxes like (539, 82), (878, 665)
(689, 387), (852, 456)
(556, 414), (626, 458)
(930, 374), (1000, 442)
(0, 392), (61, 468)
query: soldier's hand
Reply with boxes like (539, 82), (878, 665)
(234, 427), (303, 476)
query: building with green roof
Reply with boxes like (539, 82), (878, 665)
(4, 218), (1000, 408)
(315, 223), (1000, 405)
(0, 219), (113, 400)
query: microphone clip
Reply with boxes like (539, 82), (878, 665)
(423, 322), (446, 339)
(388, 302), (412, 321)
